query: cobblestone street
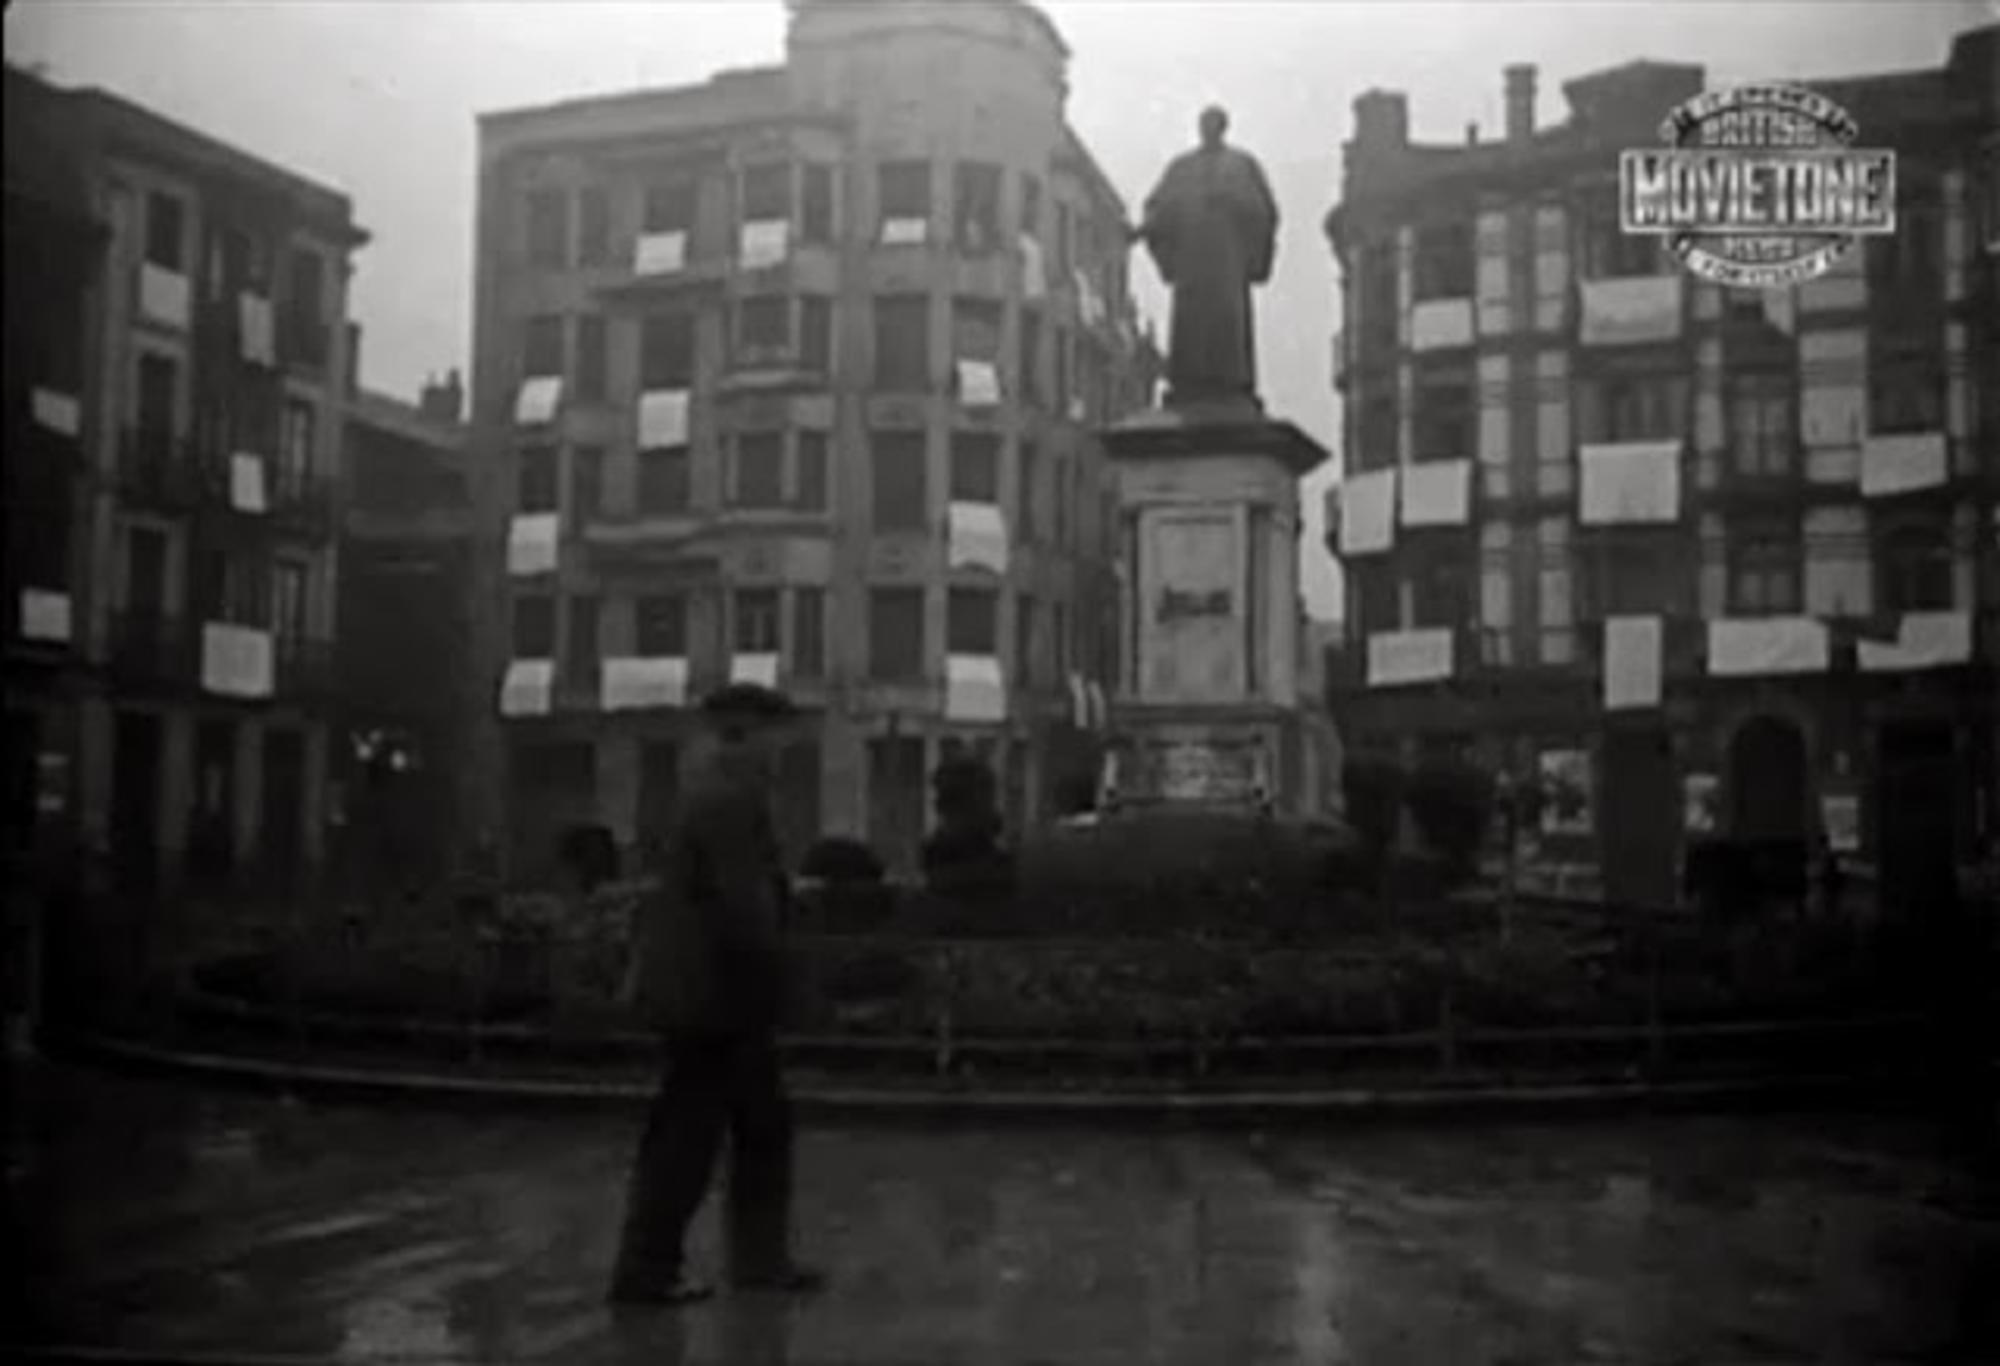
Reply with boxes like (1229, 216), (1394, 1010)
(6, 1061), (1995, 1364)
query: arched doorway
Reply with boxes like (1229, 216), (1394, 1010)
(1728, 715), (1808, 840)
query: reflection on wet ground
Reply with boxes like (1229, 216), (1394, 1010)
(6, 1061), (1995, 1364)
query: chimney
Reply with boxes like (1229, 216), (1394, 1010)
(1505, 64), (1537, 144)
(1465, 122), (1479, 146)
(419, 368), (465, 425)
(1351, 89), (1409, 155)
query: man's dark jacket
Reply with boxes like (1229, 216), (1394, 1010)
(631, 747), (789, 1037)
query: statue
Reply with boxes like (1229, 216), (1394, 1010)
(1130, 106), (1279, 412)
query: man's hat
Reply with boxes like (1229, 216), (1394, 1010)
(699, 681), (797, 723)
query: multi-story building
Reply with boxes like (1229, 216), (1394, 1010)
(469, 0), (1153, 878)
(2, 66), (364, 896)
(1324, 27), (1999, 911)
(335, 369), (474, 891)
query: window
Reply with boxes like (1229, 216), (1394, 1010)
(643, 179), (696, 234)
(800, 296), (832, 375)
(1018, 440), (1039, 540)
(950, 432), (1000, 503)
(1878, 523), (1953, 613)
(1412, 556), (1471, 629)
(522, 314), (564, 379)
(1582, 198), (1658, 278)
(1355, 568), (1399, 635)
(801, 164), (835, 245)
(517, 446), (559, 512)
(952, 298), (1002, 362)
(215, 227), (269, 296)
(636, 448), (690, 515)
(576, 187), (611, 267)
(145, 191), (185, 270)
(1055, 201), (1074, 274)
(635, 593), (687, 655)
(574, 315), (607, 401)
(1356, 246), (1399, 348)
(272, 560), (309, 643)
(869, 587), (925, 679)
(791, 587), (825, 678)
(1728, 520), (1801, 614)
(1052, 454), (1071, 547)
(512, 595), (556, 657)
(640, 312), (695, 390)
(1869, 210), (1939, 300)
(1868, 349), (1943, 435)
(733, 589), (780, 653)
(283, 249), (327, 365)
(1591, 373), (1685, 443)
(1020, 173), (1042, 237)
(795, 431), (828, 511)
(565, 595), (600, 684)
(569, 445), (603, 525)
(1584, 542), (1679, 619)
(278, 399), (315, 499)
(1411, 362), (1474, 463)
(737, 295), (790, 361)
(134, 352), (177, 449)
(1053, 327), (1072, 415)
(526, 189), (568, 267)
(954, 162), (1003, 254)
(871, 430), (927, 530)
(1727, 372), (1795, 477)
(1017, 307), (1041, 403)
(878, 161), (930, 232)
(732, 432), (785, 508)
(948, 586), (999, 655)
(741, 163), (790, 223)
(874, 295), (929, 391)
(1412, 220), (1474, 301)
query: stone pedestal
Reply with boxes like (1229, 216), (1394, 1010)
(1099, 403), (1337, 818)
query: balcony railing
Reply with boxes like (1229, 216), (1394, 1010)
(115, 430), (201, 512)
(109, 611), (195, 687)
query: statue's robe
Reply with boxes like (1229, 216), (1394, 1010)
(1139, 143), (1279, 408)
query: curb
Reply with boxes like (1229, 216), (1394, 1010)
(48, 1031), (1902, 1126)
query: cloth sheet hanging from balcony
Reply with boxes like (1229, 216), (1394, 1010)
(515, 376), (563, 427)
(229, 453), (269, 514)
(1706, 617), (1829, 677)
(729, 652), (779, 689)
(947, 500), (1008, 574)
(506, 513), (560, 578)
(1577, 276), (1682, 347)
(956, 358), (1002, 409)
(1577, 441), (1681, 526)
(1408, 297), (1474, 352)
(1074, 269), (1105, 328)
(201, 623), (274, 699)
(1365, 627), (1453, 688)
(499, 659), (554, 717)
(237, 293), (275, 365)
(1859, 432), (1949, 498)
(1398, 460), (1471, 528)
(1019, 233), (1046, 299)
(19, 588), (71, 643)
(946, 653), (1006, 723)
(738, 218), (790, 271)
(637, 389), (690, 450)
(880, 216), (928, 246)
(1602, 614), (1663, 710)
(31, 387), (80, 438)
(1337, 468), (1397, 556)
(139, 263), (190, 330)
(601, 656), (689, 712)
(1857, 611), (1973, 672)
(634, 229), (687, 276)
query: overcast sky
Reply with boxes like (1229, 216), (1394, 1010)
(6, 0), (1990, 618)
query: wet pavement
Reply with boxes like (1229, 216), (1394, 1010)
(6, 1060), (1996, 1365)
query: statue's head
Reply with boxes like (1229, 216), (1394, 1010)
(1198, 105), (1228, 148)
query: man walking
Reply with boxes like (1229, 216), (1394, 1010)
(609, 682), (824, 1307)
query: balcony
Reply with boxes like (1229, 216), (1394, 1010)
(115, 430), (201, 513)
(1408, 297), (1474, 353)
(109, 611), (195, 688)
(1578, 275), (1684, 348)
(596, 231), (729, 306)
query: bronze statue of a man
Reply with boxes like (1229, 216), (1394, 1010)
(1131, 106), (1279, 412)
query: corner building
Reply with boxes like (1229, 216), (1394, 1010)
(4, 66), (362, 897)
(1324, 29), (1999, 912)
(469, 0), (1152, 877)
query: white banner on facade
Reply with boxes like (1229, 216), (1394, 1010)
(499, 659), (554, 717)
(1365, 627), (1454, 688)
(31, 387), (80, 437)
(1337, 468), (1397, 556)
(1602, 614), (1663, 710)
(1857, 610), (1973, 673)
(229, 453), (269, 514)
(956, 358), (1002, 409)
(880, 215), (928, 246)
(946, 500), (1008, 574)
(601, 655), (689, 711)
(1577, 276), (1683, 347)
(515, 375), (563, 427)
(738, 217), (790, 270)
(19, 588), (72, 643)
(638, 388), (690, 449)
(201, 622), (275, 699)
(1399, 459), (1472, 527)
(729, 651), (780, 688)
(1858, 432), (1948, 498)
(1578, 441), (1681, 525)
(1683, 772), (1719, 835)
(1018, 233), (1045, 299)
(634, 229), (687, 276)
(1706, 617), (1830, 676)
(238, 292), (275, 365)
(506, 512), (560, 578)
(945, 653), (1006, 723)
(139, 263), (190, 330)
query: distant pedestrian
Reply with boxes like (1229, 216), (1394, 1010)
(609, 682), (824, 1308)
